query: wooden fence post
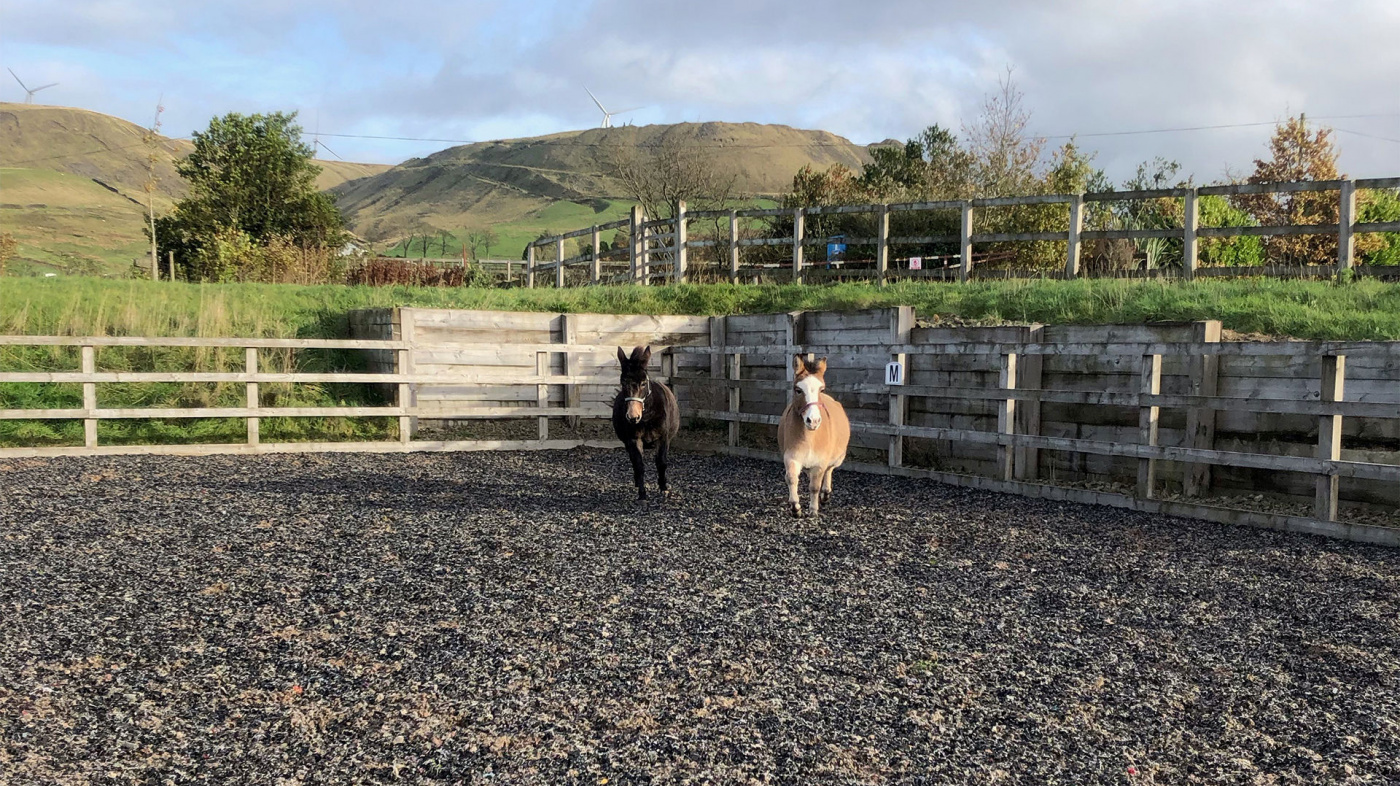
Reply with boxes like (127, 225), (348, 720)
(709, 316), (725, 414)
(1137, 353), (1163, 498)
(888, 306), (913, 467)
(590, 225), (601, 284)
(395, 346), (411, 444)
(168, 250), (176, 282)
(997, 351), (1017, 481)
(640, 216), (651, 286)
(1315, 354), (1345, 521)
(959, 202), (974, 283)
(1065, 193), (1084, 279)
(536, 347), (550, 441)
(1338, 179), (1356, 277)
(526, 244), (536, 289)
(727, 350), (741, 448)
(81, 345), (97, 449)
(245, 347), (259, 446)
(674, 201), (688, 284)
(728, 209), (740, 284)
(877, 204), (891, 286)
(792, 208), (805, 284)
(629, 205), (644, 285)
(562, 314), (580, 429)
(1183, 320), (1221, 497)
(1183, 188), (1200, 281)
(1013, 324), (1044, 481)
(554, 236), (565, 288)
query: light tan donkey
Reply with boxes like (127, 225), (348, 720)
(778, 355), (851, 518)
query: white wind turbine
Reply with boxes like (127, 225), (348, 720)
(585, 86), (640, 129)
(9, 69), (58, 104)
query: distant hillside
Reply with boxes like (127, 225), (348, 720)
(333, 122), (872, 241)
(0, 103), (392, 274)
(0, 103), (389, 202)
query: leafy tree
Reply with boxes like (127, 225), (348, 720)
(154, 112), (344, 281)
(1359, 189), (1400, 266)
(858, 125), (975, 200)
(1232, 115), (1374, 266)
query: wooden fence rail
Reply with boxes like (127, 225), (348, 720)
(522, 178), (1400, 286)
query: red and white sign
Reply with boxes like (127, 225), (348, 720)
(908, 256), (922, 270)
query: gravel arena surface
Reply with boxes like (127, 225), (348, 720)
(2, 449), (1399, 785)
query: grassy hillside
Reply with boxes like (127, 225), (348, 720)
(0, 167), (155, 275)
(0, 103), (391, 276)
(333, 122), (870, 242)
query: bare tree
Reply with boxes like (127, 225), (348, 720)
(597, 133), (740, 220)
(464, 227), (500, 260)
(962, 67), (1045, 197)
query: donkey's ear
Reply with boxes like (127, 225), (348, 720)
(815, 357), (828, 375)
(792, 354), (806, 374)
(617, 346), (628, 365)
(640, 346), (652, 365)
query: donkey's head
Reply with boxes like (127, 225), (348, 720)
(792, 354), (828, 431)
(617, 345), (653, 423)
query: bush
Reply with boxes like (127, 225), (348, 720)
(0, 232), (15, 276)
(346, 258), (494, 287)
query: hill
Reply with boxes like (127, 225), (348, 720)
(332, 122), (872, 245)
(0, 103), (391, 274)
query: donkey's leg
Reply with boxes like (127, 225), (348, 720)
(819, 465), (835, 505)
(806, 466), (824, 518)
(626, 439), (648, 500)
(655, 438), (670, 497)
(785, 458), (803, 517)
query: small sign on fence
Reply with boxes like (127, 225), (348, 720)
(908, 256), (922, 271)
(827, 235), (847, 266)
(885, 361), (905, 386)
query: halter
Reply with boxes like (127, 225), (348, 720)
(802, 400), (828, 415)
(624, 380), (650, 412)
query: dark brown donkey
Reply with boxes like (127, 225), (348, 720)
(612, 346), (680, 500)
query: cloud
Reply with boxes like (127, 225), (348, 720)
(2, 0), (1397, 179)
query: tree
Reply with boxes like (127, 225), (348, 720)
(962, 69), (1044, 197)
(1233, 115), (1353, 266)
(599, 133), (739, 220)
(153, 112), (344, 281)
(858, 125), (975, 201)
(465, 227), (500, 260)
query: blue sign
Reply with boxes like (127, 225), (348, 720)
(826, 235), (847, 265)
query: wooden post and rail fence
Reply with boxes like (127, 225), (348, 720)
(520, 177), (1400, 287)
(2, 307), (1399, 546)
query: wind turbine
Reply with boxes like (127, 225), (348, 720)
(584, 86), (640, 129)
(9, 69), (58, 104)
(309, 110), (341, 160)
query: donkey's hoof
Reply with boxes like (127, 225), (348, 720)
(818, 490), (831, 505)
(789, 503), (802, 518)
(636, 490), (648, 501)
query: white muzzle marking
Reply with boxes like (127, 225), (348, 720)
(797, 376), (823, 431)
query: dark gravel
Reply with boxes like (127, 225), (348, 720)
(2, 449), (1398, 784)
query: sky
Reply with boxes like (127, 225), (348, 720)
(2, 0), (1398, 183)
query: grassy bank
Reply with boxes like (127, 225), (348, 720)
(5, 276), (1400, 447)
(7, 275), (1400, 341)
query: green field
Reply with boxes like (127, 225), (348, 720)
(5, 276), (1400, 447)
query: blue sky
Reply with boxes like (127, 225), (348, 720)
(2, 0), (1398, 182)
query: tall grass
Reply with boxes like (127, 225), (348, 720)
(5, 276), (1400, 446)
